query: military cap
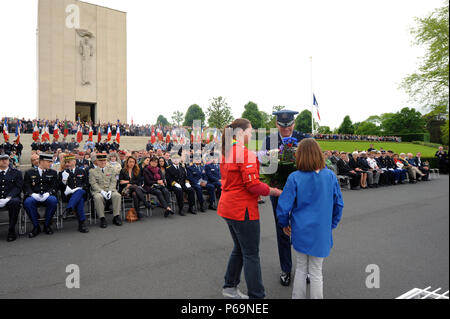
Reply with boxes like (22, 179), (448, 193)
(64, 154), (76, 162)
(96, 153), (108, 161)
(0, 153), (9, 160)
(39, 154), (53, 161)
(273, 110), (299, 127)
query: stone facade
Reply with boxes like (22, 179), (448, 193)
(37, 0), (127, 123)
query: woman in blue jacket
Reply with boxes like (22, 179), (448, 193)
(276, 138), (344, 299)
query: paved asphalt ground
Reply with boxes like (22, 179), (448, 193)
(0, 175), (448, 299)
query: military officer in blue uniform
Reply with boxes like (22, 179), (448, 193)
(262, 110), (309, 286)
(187, 155), (216, 212)
(23, 153), (59, 238)
(58, 154), (89, 233)
(205, 155), (221, 209)
(0, 153), (23, 242)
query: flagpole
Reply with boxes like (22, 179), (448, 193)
(310, 56), (314, 135)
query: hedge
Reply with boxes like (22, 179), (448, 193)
(396, 133), (430, 142)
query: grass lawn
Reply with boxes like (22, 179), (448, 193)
(249, 140), (438, 158)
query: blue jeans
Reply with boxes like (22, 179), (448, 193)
(223, 211), (265, 299)
(24, 195), (58, 227)
(66, 189), (86, 222)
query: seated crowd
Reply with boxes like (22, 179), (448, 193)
(0, 144), (222, 243)
(324, 148), (433, 190)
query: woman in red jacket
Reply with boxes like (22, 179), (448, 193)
(218, 118), (282, 299)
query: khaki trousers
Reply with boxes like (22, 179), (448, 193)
(93, 192), (121, 218)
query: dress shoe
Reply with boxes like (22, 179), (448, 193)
(199, 203), (206, 213)
(43, 225), (54, 235)
(28, 225), (41, 238)
(208, 202), (217, 211)
(7, 232), (17, 242)
(280, 272), (291, 286)
(78, 221), (89, 233)
(136, 211), (144, 220)
(63, 207), (73, 219)
(144, 201), (152, 209)
(189, 206), (197, 215)
(113, 216), (123, 226)
(100, 217), (107, 229)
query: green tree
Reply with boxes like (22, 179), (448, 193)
(295, 110), (318, 133)
(171, 111), (184, 126)
(183, 104), (205, 127)
(381, 107), (426, 135)
(337, 115), (355, 134)
(156, 115), (169, 126)
(365, 115), (382, 126)
(355, 121), (381, 135)
(207, 97), (234, 129)
(317, 126), (332, 134)
(401, 0), (449, 113)
(242, 101), (264, 129)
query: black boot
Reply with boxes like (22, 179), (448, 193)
(28, 225), (41, 238)
(189, 206), (197, 215)
(198, 202), (206, 213)
(208, 201), (217, 211)
(78, 220), (89, 233)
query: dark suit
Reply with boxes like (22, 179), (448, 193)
(0, 168), (23, 235)
(337, 158), (361, 188)
(165, 164), (195, 211)
(187, 164), (216, 206)
(414, 157), (430, 180)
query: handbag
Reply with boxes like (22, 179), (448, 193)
(126, 208), (138, 223)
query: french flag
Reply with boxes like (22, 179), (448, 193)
(313, 94), (321, 121)
(15, 121), (21, 144)
(115, 121), (121, 144)
(3, 119), (9, 142)
(53, 120), (60, 141)
(107, 124), (112, 142)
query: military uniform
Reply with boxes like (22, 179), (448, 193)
(205, 162), (222, 205)
(89, 155), (122, 224)
(23, 154), (59, 237)
(264, 110), (309, 286)
(187, 163), (216, 211)
(0, 155), (23, 242)
(165, 161), (196, 215)
(58, 155), (89, 232)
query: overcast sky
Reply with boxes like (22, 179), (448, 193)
(0, 0), (444, 129)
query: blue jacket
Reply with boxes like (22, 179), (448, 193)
(276, 168), (344, 258)
(187, 164), (207, 185)
(205, 163), (221, 183)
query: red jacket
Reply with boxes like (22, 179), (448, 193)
(217, 142), (268, 221)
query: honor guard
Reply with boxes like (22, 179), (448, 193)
(262, 110), (309, 287)
(89, 153), (122, 228)
(23, 153), (59, 238)
(59, 154), (89, 233)
(165, 154), (196, 215)
(0, 154), (24, 242)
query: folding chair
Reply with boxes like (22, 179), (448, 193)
(337, 175), (351, 190)
(121, 195), (150, 220)
(22, 204), (63, 234)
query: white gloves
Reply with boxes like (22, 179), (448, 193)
(0, 197), (11, 208)
(61, 171), (70, 184)
(32, 193), (50, 202)
(185, 183), (191, 189)
(41, 193), (50, 202)
(64, 186), (81, 196)
(101, 190), (112, 200)
(174, 183), (182, 189)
